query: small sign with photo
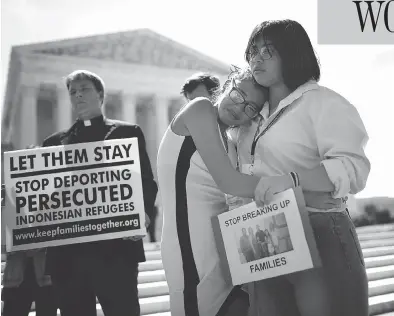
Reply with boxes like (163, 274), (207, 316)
(213, 187), (321, 285)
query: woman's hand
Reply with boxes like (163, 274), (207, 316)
(254, 174), (294, 207)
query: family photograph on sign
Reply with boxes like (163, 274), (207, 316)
(237, 212), (294, 264)
(216, 189), (322, 286)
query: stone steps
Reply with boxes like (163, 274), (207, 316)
(359, 232), (394, 242)
(363, 247), (394, 258)
(139, 270), (167, 284)
(1, 224), (393, 315)
(365, 255), (394, 269)
(367, 266), (394, 281)
(2, 266), (394, 301)
(361, 239), (394, 249)
(357, 224), (394, 234)
(369, 278), (394, 297)
(369, 293), (394, 315)
(6, 254), (394, 274)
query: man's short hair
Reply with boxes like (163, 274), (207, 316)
(26, 144), (39, 149)
(65, 70), (105, 96)
(180, 73), (220, 98)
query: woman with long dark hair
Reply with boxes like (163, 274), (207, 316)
(239, 19), (370, 316)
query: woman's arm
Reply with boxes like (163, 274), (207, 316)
(297, 165), (335, 192)
(180, 98), (261, 198)
(309, 90), (371, 198)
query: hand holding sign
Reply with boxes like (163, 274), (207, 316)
(123, 212), (150, 241)
(254, 174), (294, 207)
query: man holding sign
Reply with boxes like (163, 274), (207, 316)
(41, 70), (158, 316)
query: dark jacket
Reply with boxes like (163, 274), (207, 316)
(2, 250), (52, 288)
(42, 115), (158, 277)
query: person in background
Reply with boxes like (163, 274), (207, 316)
(264, 228), (277, 256)
(154, 73), (220, 251)
(269, 222), (280, 254)
(147, 204), (159, 243)
(255, 225), (266, 258)
(1, 146), (58, 316)
(180, 72), (220, 101)
(248, 227), (261, 259)
(240, 228), (256, 262)
(42, 70), (158, 316)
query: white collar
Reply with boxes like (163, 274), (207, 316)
(267, 80), (320, 117)
(260, 101), (270, 120)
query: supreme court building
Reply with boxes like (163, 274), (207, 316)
(1, 28), (229, 173)
(1, 29), (229, 241)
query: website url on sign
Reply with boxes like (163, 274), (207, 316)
(13, 214), (141, 245)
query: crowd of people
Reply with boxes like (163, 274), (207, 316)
(2, 19), (370, 316)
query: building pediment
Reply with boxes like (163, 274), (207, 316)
(16, 29), (230, 74)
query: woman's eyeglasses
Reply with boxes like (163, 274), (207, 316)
(228, 78), (260, 119)
(247, 45), (273, 61)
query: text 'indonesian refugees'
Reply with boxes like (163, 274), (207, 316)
(3, 138), (146, 251)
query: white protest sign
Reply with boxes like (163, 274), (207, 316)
(217, 188), (318, 285)
(3, 138), (146, 251)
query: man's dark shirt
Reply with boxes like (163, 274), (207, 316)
(42, 115), (158, 276)
(256, 229), (266, 243)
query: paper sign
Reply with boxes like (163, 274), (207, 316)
(215, 188), (320, 285)
(3, 138), (146, 251)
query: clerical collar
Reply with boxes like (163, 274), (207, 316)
(78, 115), (105, 126)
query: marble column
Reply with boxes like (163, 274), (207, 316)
(122, 93), (137, 124)
(20, 85), (38, 148)
(155, 95), (170, 147)
(56, 88), (72, 130)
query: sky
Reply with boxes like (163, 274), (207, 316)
(1, 0), (393, 198)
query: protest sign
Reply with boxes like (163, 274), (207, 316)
(1, 184), (6, 255)
(3, 138), (146, 252)
(214, 187), (321, 285)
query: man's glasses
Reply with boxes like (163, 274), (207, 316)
(228, 78), (260, 119)
(246, 45), (273, 61)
